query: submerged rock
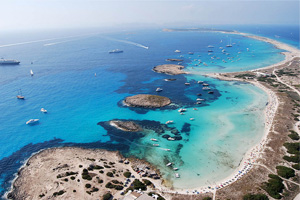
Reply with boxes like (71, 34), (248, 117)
(166, 59), (183, 62)
(124, 94), (171, 108)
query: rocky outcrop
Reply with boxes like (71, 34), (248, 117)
(110, 120), (143, 132)
(153, 64), (187, 75)
(124, 94), (171, 108)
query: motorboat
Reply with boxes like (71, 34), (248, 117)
(175, 173), (180, 178)
(178, 108), (186, 112)
(168, 137), (175, 141)
(26, 119), (39, 125)
(156, 88), (163, 92)
(109, 49), (123, 53)
(16, 89), (25, 100)
(166, 162), (172, 167)
(153, 144), (160, 147)
(185, 83), (190, 86)
(174, 50), (181, 53)
(166, 120), (174, 124)
(150, 138), (158, 141)
(41, 108), (47, 113)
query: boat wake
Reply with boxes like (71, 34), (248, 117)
(0, 33), (98, 48)
(102, 36), (149, 49)
(43, 38), (82, 46)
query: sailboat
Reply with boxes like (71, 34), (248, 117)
(226, 39), (233, 47)
(30, 69), (34, 76)
(17, 89), (25, 99)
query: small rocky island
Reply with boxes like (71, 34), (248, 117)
(124, 94), (171, 108)
(109, 120), (143, 132)
(153, 64), (187, 75)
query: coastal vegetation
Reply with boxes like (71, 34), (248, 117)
(262, 174), (284, 199)
(275, 166), (295, 179)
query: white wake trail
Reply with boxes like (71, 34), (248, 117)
(0, 33), (99, 48)
(102, 36), (149, 49)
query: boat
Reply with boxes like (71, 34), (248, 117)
(196, 102), (201, 104)
(168, 137), (175, 141)
(185, 83), (190, 86)
(166, 162), (172, 167)
(193, 108), (198, 110)
(178, 108), (186, 112)
(164, 78), (176, 81)
(226, 39), (233, 47)
(0, 59), (20, 65)
(208, 50), (213, 52)
(180, 112), (185, 115)
(26, 119), (39, 125)
(109, 49), (123, 53)
(150, 138), (157, 141)
(197, 93), (202, 96)
(202, 87), (211, 90)
(202, 83), (209, 86)
(208, 45), (214, 48)
(174, 50), (181, 53)
(197, 81), (203, 84)
(188, 52), (194, 55)
(208, 91), (214, 94)
(173, 168), (179, 171)
(16, 89), (25, 100)
(40, 108), (47, 113)
(156, 88), (163, 92)
(30, 69), (34, 76)
(175, 173), (180, 178)
(196, 98), (205, 101)
(166, 120), (174, 124)
(247, 48), (249, 51)
(190, 118), (195, 121)
(164, 149), (171, 151)
(153, 144), (160, 147)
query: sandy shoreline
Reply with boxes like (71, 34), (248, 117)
(5, 30), (300, 199)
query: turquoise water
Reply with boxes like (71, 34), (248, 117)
(0, 26), (293, 194)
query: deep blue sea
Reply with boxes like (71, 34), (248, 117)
(0, 25), (298, 195)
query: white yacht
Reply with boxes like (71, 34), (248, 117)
(109, 49), (123, 53)
(150, 138), (157, 141)
(178, 108), (186, 112)
(40, 108), (47, 113)
(168, 137), (175, 141)
(153, 144), (159, 147)
(0, 59), (20, 65)
(185, 83), (190, 86)
(174, 50), (181, 53)
(173, 168), (179, 171)
(156, 88), (163, 92)
(166, 120), (174, 124)
(175, 173), (180, 178)
(208, 45), (214, 48)
(202, 87), (211, 90)
(164, 149), (171, 151)
(166, 162), (172, 167)
(30, 69), (34, 76)
(26, 119), (39, 125)
(190, 118), (195, 121)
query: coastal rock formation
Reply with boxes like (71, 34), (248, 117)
(124, 94), (171, 108)
(153, 64), (187, 75)
(109, 120), (143, 132)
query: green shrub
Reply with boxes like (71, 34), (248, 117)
(123, 171), (131, 178)
(283, 143), (300, 154)
(103, 193), (112, 200)
(79, 165), (83, 168)
(106, 172), (114, 177)
(53, 190), (65, 197)
(85, 183), (91, 188)
(132, 179), (146, 190)
(243, 193), (269, 200)
(112, 180), (122, 184)
(288, 130), (300, 140)
(262, 174), (284, 199)
(148, 192), (165, 200)
(105, 182), (114, 188)
(104, 165), (111, 168)
(114, 185), (124, 190)
(142, 179), (152, 186)
(292, 163), (300, 170)
(283, 155), (300, 163)
(70, 176), (75, 180)
(276, 166), (295, 179)
(99, 170), (104, 174)
(203, 197), (212, 200)
(94, 165), (104, 169)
